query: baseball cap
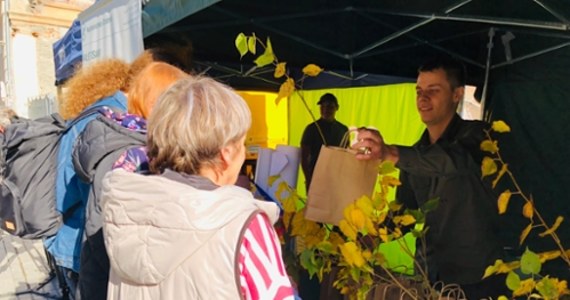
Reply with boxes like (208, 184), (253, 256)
(317, 93), (338, 106)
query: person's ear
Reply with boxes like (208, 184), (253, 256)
(219, 145), (235, 170)
(453, 86), (465, 104)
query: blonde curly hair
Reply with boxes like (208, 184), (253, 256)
(59, 59), (130, 120)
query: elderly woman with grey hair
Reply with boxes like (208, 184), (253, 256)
(101, 76), (295, 300)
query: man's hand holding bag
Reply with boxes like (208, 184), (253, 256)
(305, 132), (379, 225)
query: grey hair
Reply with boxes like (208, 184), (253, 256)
(147, 76), (251, 175)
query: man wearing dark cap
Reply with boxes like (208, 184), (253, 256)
(300, 93), (348, 192)
(299, 93), (348, 300)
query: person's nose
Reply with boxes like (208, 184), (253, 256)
(416, 91), (430, 102)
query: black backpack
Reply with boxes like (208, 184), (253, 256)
(0, 107), (102, 239)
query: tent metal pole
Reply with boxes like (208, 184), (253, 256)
(350, 0), (471, 59)
(350, 18), (434, 59)
(355, 11), (485, 68)
(365, 9), (569, 31)
(491, 41), (570, 69)
(480, 28), (495, 121)
(533, 0), (569, 24)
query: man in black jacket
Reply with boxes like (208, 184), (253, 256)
(353, 56), (507, 299)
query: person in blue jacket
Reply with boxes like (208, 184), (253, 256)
(44, 58), (130, 295)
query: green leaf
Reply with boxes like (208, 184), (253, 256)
(253, 37), (275, 67)
(300, 250), (319, 277)
(535, 277), (559, 299)
(378, 161), (396, 175)
(316, 241), (335, 254)
(235, 33), (248, 58)
(295, 197), (306, 211)
(520, 248), (542, 275)
(411, 229), (424, 238)
(247, 35), (256, 55)
(506, 271), (521, 291)
(404, 209), (425, 224)
(420, 197), (439, 213)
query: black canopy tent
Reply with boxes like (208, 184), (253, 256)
(141, 0), (570, 279)
(142, 0), (570, 95)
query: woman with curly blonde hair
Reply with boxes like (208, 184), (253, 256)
(49, 55), (178, 293)
(58, 59), (130, 120)
(46, 58), (133, 296)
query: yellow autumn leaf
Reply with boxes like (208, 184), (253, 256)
(480, 140), (499, 154)
(481, 156), (498, 178)
(483, 259), (504, 279)
(328, 232), (345, 249)
(539, 216), (564, 237)
(492, 120), (511, 133)
(355, 196), (374, 217)
(393, 227), (403, 238)
(513, 278), (535, 296)
(393, 214), (417, 226)
(497, 260), (520, 274)
(379, 227), (389, 242)
(291, 213), (320, 237)
(305, 234), (323, 248)
(520, 223), (533, 245)
(275, 78), (295, 105)
(388, 201), (403, 212)
(339, 220), (358, 241)
(364, 218), (378, 236)
(275, 181), (287, 200)
(522, 201), (534, 219)
(557, 279), (569, 294)
(538, 250), (561, 263)
(343, 203), (356, 223)
(282, 195), (296, 213)
(492, 163), (508, 188)
(382, 175), (401, 187)
(268, 175), (280, 187)
(350, 208), (366, 230)
(362, 249), (372, 260)
(339, 242), (366, 267)
(302, 64), (323, 77)
(497, 190), (511, 214)
(375, 211), (387, 225)
(497, 296), (509, 300)
(274, 62), (286, 78)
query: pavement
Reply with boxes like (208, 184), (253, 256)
(0, 231), (61, 299)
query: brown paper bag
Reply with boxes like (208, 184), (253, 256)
(305, 145), (379, 225)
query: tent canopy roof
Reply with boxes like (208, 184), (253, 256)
(142, 0), (570, 90)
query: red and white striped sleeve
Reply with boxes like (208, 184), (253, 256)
(238, 213), (295, 300)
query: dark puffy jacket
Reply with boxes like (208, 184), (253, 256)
(72, 115), (146, 300)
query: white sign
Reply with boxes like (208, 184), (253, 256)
(79, 0), (144, 64)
